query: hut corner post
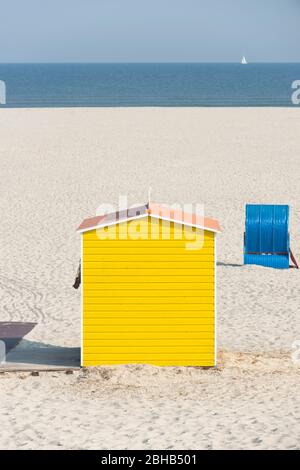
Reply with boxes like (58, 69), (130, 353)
(80, 234), (83, 367)
(214, 233), (217, 366)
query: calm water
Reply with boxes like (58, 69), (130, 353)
(0, 63), (299, 107)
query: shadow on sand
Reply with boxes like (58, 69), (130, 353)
(1, 339), (80, 370)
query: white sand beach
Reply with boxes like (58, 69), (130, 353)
(0, 107), (300, 449)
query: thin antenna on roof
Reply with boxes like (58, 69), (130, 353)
(147, 186), (152, 208)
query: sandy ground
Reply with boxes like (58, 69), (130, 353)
(0, 107), (300, 449)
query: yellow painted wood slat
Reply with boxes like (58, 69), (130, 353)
(83, 361), (214, 366)
(84, 331), (214, 340)
(84, 275), (214, 284)
(85, 312), (213, 323)
(84, 240), (214, 248)
(84, 268), (214, 276)
(83, 352), (214, 358)
(84, 303), (213, 311)
(85, 242), (214, 251)
(84, 352), (214, 365)
(83, 325), (214, 333)
(83, 231), (212, 239)
(84, 282), (213, 291)
(84, 234), (205, 242)
(84, 338), (214, 346)
(84, 347), (215, 355)
(84, 291), (214, 299)
(83, 247), (213, 255)
(85, 362), (214, 367)
(84, 318), (213, 325)
(84, 263), (213, 271)
(83, 317), (214, 326)
(84, 297), (214, 305)
(84, 255), (214, 262)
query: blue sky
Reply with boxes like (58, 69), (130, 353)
(1, 0), (300, 62)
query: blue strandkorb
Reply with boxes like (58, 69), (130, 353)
(244, 204), (298, 269)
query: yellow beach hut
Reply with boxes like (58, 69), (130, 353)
(77, 203), (221, 367)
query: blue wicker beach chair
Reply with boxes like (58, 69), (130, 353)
(244, 204), (298, 269)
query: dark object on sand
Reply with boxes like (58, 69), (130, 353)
(0, 322), (37, 353)
(73, 261), (81, 289)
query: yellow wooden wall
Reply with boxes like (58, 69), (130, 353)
(82, 216), (215, 366)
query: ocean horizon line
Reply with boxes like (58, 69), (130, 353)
(1, 61), (300, 65)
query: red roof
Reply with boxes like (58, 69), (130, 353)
(148, 203), (221, 233)
(77, 203), (221, 233)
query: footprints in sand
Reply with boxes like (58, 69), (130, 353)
(0, 273), (46, 323)
(0, 271), (79, 341)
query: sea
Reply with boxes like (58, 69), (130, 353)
(0, 63), (299, 107)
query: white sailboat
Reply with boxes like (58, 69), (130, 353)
(241, 56), (248, 64)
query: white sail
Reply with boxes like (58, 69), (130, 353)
(241, 56), (248, 64)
